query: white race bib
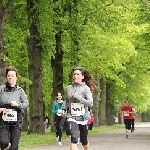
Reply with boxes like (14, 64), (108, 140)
(71, 103), (85, 116)
(57, 109), (63, 116)
(2, 109), (17, 121)
(123, 111), (129, 116)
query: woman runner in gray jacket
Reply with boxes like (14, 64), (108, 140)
(0, 66), (29, 150)
(65, 67), (97, 150)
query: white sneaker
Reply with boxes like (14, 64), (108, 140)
(6, 143), (11, 150)
(56, 136), (59, 142)
(77, 138), (80, 145)
(58, 141), (62, 145)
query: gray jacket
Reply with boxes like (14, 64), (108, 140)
(65, 82), (93, 121)
(0, 84), (29, 123)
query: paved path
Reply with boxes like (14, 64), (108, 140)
(20, 122), (150, 150)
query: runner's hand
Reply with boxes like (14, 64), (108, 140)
(10, 101), (19, 107)
(61, 112), (67, 117)
(0, 108), (5, 113)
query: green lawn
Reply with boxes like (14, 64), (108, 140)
(19, 124), (125, 148)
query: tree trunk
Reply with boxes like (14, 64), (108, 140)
(27, 0), (44, 134)
(93, 87), (99, 127)
(106, 103), (115, 125)
(50, 0), (65, 132)
(92, 69), (100, 127)
(0, 0), (15, 85)
(51, 31), (64, 132)
(0, 29), (7, 84)
(68, 0), (80, 68)
(0, 23), (7, 84)
(105, 82), (115, 125)
(99, 79), (106, 125)
(51, 31), (64, 96)
(22, 109), (28, 132)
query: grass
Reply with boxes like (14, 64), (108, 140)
(19, 123), (125, 148)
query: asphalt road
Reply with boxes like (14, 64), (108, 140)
(20, 122), (150, 150)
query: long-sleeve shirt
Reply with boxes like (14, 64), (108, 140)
(52, 100), (65, 115)
(65, 82), (93, 121)
(0, 84), (29, 123)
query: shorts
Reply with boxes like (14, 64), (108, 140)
(124, 119), (131, 130)
(68, 121), (88, 145)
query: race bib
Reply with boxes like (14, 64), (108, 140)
(57, 109), (63, 116)
(2, 109), (17, 121)
(123, 111), (129, 116)
(71, 103), (85, 116)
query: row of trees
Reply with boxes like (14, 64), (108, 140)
(0, 0), (150, 134)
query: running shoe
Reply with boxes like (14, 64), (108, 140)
(131, 128), (135, 132)
(6, 143), (11, 150)
(77, 138), (80, 145)
(56, 136), (59, 142)
(58, 141), (62, 145)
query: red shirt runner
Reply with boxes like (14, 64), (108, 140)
(121, 105), (132, 119)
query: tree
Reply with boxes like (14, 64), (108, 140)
(0, 0), (14, 84)
(2, 0), (150, 129)
(27, 0), (44, 134)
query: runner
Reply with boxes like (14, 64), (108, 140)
(65, 67), (97, 150)
(121, 100), (132, 138)
(131, 105), (137, 132)
(0, 66), (29, 150)
(52, 92), (66, 145)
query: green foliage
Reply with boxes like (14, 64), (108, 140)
(4, 0), (30, 89)
(2, 0), (150, 117)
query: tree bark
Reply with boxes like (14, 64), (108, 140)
(0, 0), (15, 85)
(92, 69), (100, 127)
(27, 0), (44, 134)
(105, 82), (115, 125)
(51, 31), (64, 132)
(99, 79), (106, 125)
(51, 31), (64, 97)
(22, 109), (28, 132)
(93, 87), (100, 127)
(50, 0), (65, 132)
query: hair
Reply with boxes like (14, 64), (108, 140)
(55, 92), (62, 100)
(124, 100), (129, 103)
(72, 67), (97, 91)
(6, 66), (18, 77)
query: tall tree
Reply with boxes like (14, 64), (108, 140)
(27, 0), (44, 134)
(0, 0), (14, 84)
(50, 0), (65, 131)
(51, 0), (64, 96)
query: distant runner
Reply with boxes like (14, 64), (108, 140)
(121, 100), (132, 138)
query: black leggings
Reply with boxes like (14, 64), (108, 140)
(68, 121), (88, 146)
(54, 115), (66, 142)
(124, 119), (131, 130)
(0, 122), (22, 150)
(88, 122), (93, 130)
(131, 118), (135, 130)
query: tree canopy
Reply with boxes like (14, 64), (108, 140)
(1, 0), (150, 132)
